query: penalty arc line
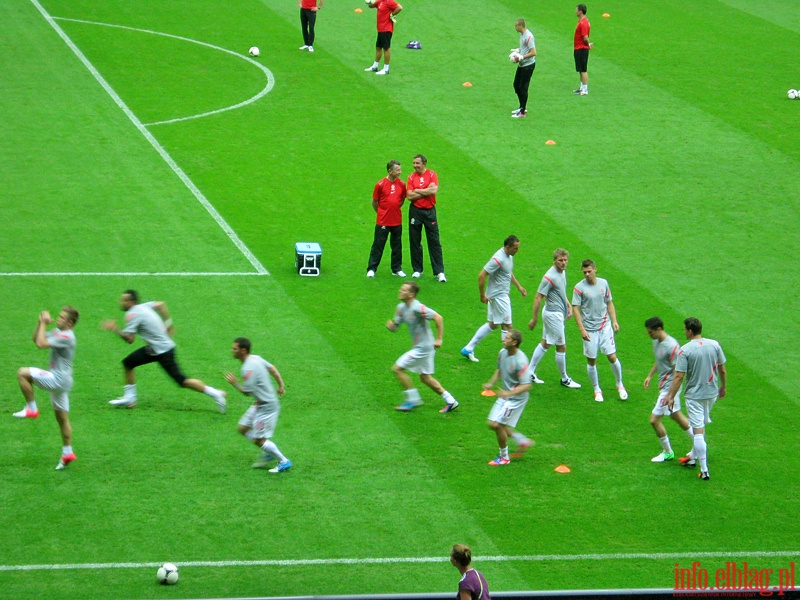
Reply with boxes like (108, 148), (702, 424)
(29, 0), (268, 276)
(51, 16), (276, 128)
(1, 550), (797, 572)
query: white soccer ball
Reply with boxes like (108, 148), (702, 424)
(789, 89), (798, 100)
(157, 563), (179, 585)
(509, 52), (521, 63)
(248, 46), (260, 57)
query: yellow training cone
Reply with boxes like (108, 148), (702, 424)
(355, 7), (363, 12)
(602, 13), (610, 17)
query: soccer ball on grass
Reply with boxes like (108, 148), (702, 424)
(157, 563), (179, 585)
(248, 46), (260, 57)
(788, 89), (798, 100)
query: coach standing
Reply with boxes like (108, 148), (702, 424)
(367, 160), (407, 278)
(298, 0), (323, 53)
(365, 0), (403, 75)
(407, 155), (446, 282)
(573, 4), (593, 95)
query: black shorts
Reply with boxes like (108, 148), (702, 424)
(574, 48), (589, 72)
(376, 31), (392, 49)
(122, 346), (187, 386)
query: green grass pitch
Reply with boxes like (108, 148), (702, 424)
(1, 0), (799, 597)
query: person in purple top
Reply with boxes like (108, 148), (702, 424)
(450, 544), (491, 600)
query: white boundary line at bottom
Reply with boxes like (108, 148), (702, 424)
(1, 550), (796, 572)
(0, 272), (267, 277)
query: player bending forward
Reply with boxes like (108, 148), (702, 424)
(226, 338), (292, 473)
(484, 329), (534, 465)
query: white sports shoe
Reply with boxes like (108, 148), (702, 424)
(299, 45), (309, 50)
(437, 273), (447, 282)
(365, 65), (379, 72)
(109, 397), (137, 407)
(412, 271), (422, 278)
(308, 46), (314, 53)
(366, 270), (375, 278)
(393, 270), (406, 277)
(561, 378), (582, 389)
(214, 391), (227, 414)
(594, 391), (604, 403)
(617, 386), (628, 400)
(376, 69), (389, 75)
(460, 348), (479, 362)
(530, 371), (544, 384)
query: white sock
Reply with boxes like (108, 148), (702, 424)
(261, 440), (287, 463)
(124, 384), (137, 399)
(510, 431), (528, 444)
(500, 447), (509, 459)
(610, 359), (623, 386)
(530, 344), (548, 371)
(581, 84), (588, 92)
(556, 352), (568, 380)
(26, 401), (38, 411)
(693, 434), (707, 470)
(405, 388), (422, 403)
(441, 391), (455, 404)
(466, 323), (493, 351)
(62, 445), (73, 456)
(659, 436), (672, 454)
(381, 64), (390, 72)
(203, 386), (221, 398)
(371, 61), (379, 68)
(587, 365), (599, 391)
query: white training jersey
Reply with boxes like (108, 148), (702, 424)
(572, 277), (612, 331)
(484, 248), (514, 299)
(242, 354), (280, 410)
(394, 299), (438, 351)
(122, 302), (175, 355)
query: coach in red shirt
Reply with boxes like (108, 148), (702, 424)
(407, 154), (446, 282)
(298, 0), (323, 53)
(573, 3), (594, 95)
(367, 160), (407, 277)
(364, 0), (403, 75)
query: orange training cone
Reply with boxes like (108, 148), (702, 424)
(463, 82), (472, 87)
(481, 389), (496, 397)
(602, 13), (610, 17)
(555, 464), (571, 473)
(355, 7), (363, 12)
(545, 140), (556, 145)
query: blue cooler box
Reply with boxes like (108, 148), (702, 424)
(295, 242), (322, 276)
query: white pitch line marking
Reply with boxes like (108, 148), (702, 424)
(28, 0), (268, 275)
(51, 17), (275, 127)
(1, 550), (797, 572)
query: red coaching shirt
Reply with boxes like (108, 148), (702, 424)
(407, 169), (438, 210)
(376, 0), (398, 32)
(574, 16), (590, 50)
(373, 177), (406, 226)
(300, 0), (318, 8)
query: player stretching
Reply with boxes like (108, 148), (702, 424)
(13, 307), (79, 470)
(644, 317), (694, 463)
(102, 290), (227, 412)
(461, 235), (527, 362)
(387, 282), (458, 412)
